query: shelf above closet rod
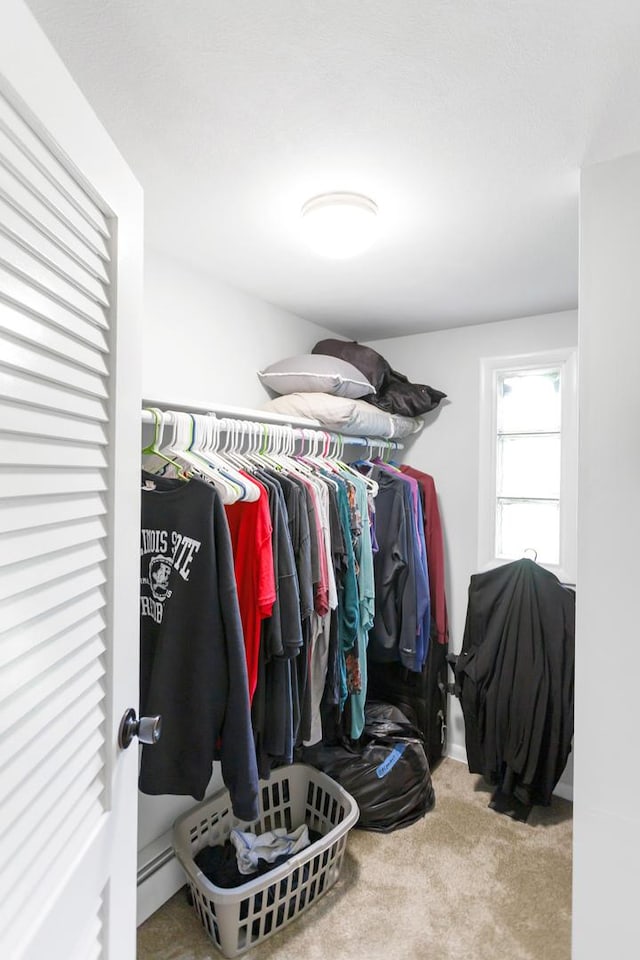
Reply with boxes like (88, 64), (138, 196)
(140, 404), (405, 450)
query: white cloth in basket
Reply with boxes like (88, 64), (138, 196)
(230, 825), (311, 875)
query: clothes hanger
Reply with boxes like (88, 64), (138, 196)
(268, 424), (308, 475)
(371, 439), (397, 467)
(287, 428), (317, 478)
(349, 436), (376, 470)
(197, 416), (261, 502)
(246, 423), (284, 472)
(282, 426), (317, 479)
(161, 411), (240, 502)
(220, 420), (262, 473)
(142, 407), (190, 480)
(332, 434), (379, 496)
(199, 415), (251, 502)
(296, 429), (333, 472)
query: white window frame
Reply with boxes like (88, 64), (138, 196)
(478, 348), (578, 584)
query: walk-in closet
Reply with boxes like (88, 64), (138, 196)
(1, 3), (639, 960)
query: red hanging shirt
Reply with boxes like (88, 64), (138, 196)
(225, 476), (276, 700)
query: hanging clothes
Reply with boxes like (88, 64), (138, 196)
(139, 472), (259, 820)
(224, 474), (276, 702)
(362, 460), (449, 765)
(255, 467), (303, 770)
(453, 558), (575, 812)
(400, 465), (448, 647)
(349, 476), (375, 739)
(364, 464), (423, 670)
(141, 411), (450, 776)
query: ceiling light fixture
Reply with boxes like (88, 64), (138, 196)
(301, 192), (378, 259)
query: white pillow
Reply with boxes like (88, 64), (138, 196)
(258, 354), (375, 399)
(388, 414), (424, 439)
(263, 392), (423, 438)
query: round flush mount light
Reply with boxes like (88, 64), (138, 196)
(301, 192), (378, 259)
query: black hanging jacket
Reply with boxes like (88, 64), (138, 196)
(454, 559), (574, 806)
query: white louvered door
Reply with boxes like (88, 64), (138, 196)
(0, 3), (142, 959)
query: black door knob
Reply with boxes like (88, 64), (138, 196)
(118, 707), (162, 749)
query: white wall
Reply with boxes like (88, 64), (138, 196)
(573, 152), (640, 959)
(143, 247), (338, 405)
(137, 248), (339, 922)
(366, 310), (578, 789)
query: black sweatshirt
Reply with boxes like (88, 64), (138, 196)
(139, 473), (259, 820)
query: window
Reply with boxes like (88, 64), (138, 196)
(478, 350), (577, 583)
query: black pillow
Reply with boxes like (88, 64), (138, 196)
(312, 338), (447, 418)
(368, 377), (447, 417)
(312, 339), (392, 394)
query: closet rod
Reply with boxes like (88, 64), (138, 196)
(142, 396), (323, 429)
(140, 406), (405, 450)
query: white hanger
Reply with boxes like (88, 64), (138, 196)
(335, 434), (379, 496)
(160, 411), (241, 503)
(196, 415), (261, 502)
(220, 418), (262, 474)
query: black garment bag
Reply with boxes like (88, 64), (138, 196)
(451, 559), (574, 812)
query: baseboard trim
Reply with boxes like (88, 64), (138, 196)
(445, 744), (573, 802)
(137, 849), (184, 926)
(552, 780), (573, 802)
(446, 743), (468, 765)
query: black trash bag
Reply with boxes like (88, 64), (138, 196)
(303, 702), (435, 832)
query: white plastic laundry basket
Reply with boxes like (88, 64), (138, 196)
(173, 763), (359, 958)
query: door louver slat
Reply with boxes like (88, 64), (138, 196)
(0, 465), (107, 500)
(0, 262), (109, 339)
(0, 233), (108, 322)
(0, 402), (109, 443)
(0, 300), (109, 371)
(2, 706), (105, 829)
(0, 491), (107, 533)
(0, 589), (106, 670)
(0, 540), (106, 599)
(0, 683), (103, 793)
(0, 369), (108, 421)
(0, 645), (104, 766)
(0, 195), (109, 303)
(0, 778), (104, 925)
(0, 638), (106, 756)
(0, 96), (110, 236)
(0, 434), (108, 468)
(0, 98), (109, 237)
(0, 516), (108, 564)
(0, 165), (109, 278)
(0, 740), (104, 872)
(0, 126), (109, 254)
(0, 561), (106, 633)
(0, 331), (109, 395)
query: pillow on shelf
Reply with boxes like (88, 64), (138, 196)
(388, 414), (424, 439)
(263, 392), (423, 439)
(258, 354), (375, 400)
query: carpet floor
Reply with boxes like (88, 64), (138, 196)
(137, 758), (572, 960)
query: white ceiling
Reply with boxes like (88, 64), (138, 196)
(27, 0), (640, 339)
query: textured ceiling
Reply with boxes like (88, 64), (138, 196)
(27, 0), (640, 339)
